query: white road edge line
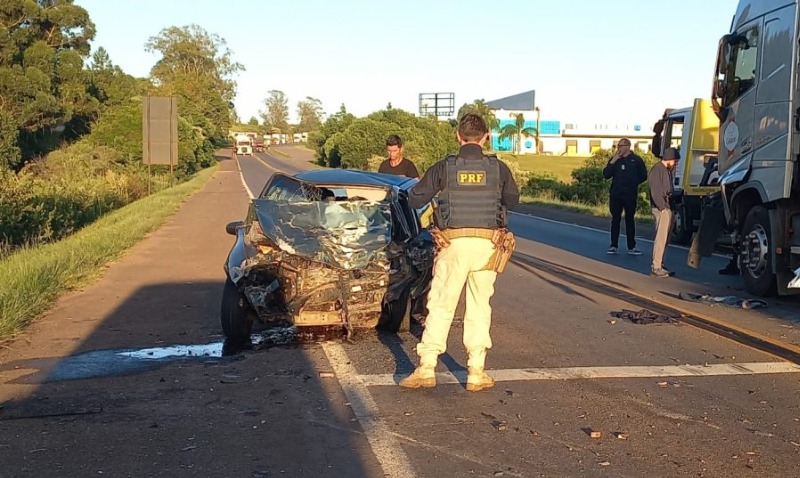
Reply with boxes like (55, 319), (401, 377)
(359, 362), (800, 387)
(509, 210), (730, 259)
(322, 342), (416, 478)
(235, 154), (256, 199)
(235, 167), (412, 477)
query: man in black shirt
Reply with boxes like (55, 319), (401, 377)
(400, 114), (519, 392)
(378, 135), (419, 179)
(602, 138), (648, 255)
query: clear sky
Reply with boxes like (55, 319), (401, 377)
(74, 0), (739, 127)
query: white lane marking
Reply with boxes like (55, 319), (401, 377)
(510, 210), (730, 259)
(322, 342), (415, 478)
(359, 362), (800, 386)
(235, 155), (256, 199)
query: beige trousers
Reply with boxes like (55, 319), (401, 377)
(416, 237), (498, 369)
(651, 207), (673, 271)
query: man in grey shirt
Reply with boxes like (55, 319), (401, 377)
(648, 147), (680, 278)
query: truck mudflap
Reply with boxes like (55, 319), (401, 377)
(687, 194), (726, 268)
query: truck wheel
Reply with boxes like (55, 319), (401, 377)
(221, 278), (254, 341)
(741, 206), (777, 297)
(670, 205), (693, 245)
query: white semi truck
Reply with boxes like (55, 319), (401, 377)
(690, 0), (800, 296)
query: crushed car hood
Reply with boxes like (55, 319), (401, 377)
(253, 198), (393, 270)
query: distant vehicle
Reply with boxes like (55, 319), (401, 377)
(234, 134), (253, 156)
(221, 170), (435, 342)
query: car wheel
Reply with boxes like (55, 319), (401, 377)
(220, 278), (254, 341)
(741, 206), (776, 297)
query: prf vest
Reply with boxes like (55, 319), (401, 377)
(434, 155), (505, 229)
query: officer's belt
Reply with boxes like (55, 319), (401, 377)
(441, 227), (497, 240)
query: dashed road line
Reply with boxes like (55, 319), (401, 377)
(358, 361), (800, 387)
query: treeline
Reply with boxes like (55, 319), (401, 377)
(310, 102), (658, 214)
(310, 106), (459, 173)
(0, 1), (239, 252)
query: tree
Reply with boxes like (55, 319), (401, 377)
(309, 104), (355, 167)
(145, 24), (243, 143)
(457, 99), (499, 130)
(498, 113), (537, 155)
(296, 97), (324, 132)
(247, 116), (259, 126)
(456, 99), (500, 151)
(260, 90), (289, 132)
(0, 0), (97, 169)
(87, 47), (140, 113)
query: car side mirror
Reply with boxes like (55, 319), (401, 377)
(226, 220), (244, 235)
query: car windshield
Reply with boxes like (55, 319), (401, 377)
(253, 177), (393, 270)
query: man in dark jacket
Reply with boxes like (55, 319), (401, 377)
(400, 113), (519, 392)
(602, 138), (648, 255)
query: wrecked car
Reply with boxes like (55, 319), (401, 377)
(221, 169), (434, 342)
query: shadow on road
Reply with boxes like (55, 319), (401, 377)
(0, 280), (380, 477)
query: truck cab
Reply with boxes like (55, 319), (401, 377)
(651, 99), (721, 244)
(692, 0), (800, 296)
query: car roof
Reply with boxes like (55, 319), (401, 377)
(294, 169), (417, 190)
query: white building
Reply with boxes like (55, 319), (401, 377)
(486, 90), (653, 156)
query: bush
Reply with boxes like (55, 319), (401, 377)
(0, 139), (174, 253)
(520, 147), (659, 214)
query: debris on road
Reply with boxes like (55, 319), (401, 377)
(611, 309), (679, 325)
(582, 427), (602, 438)
(678, 292), (768, 309)
(492, 420), (508, 431)
(614, 432), (629, 440)
(318, 372), (334, 378)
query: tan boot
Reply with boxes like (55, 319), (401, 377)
(398, 366), (436, 389)
(466, 367), (495, 392)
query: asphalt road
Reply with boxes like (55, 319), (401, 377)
(1, 146), (799, 477)
(236, 148), (800, 476)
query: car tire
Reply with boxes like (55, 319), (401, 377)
(220, 278), (254, 341)
(741, 206), (777, 297)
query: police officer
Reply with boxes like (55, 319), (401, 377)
(400, 113), (519, 392)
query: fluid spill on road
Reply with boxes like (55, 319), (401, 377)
(3, 325), (344, 384)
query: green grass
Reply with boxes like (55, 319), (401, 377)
(521, 193), (655, 224)
(498, 153), (589, 182)
(0, 165), (219, 342)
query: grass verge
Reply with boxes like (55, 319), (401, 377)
(497, 153), (588, 182)
(0, 165), (219, 343)
(520, 194), (655, 224)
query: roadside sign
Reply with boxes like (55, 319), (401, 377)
(142, 96), (178, 166)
